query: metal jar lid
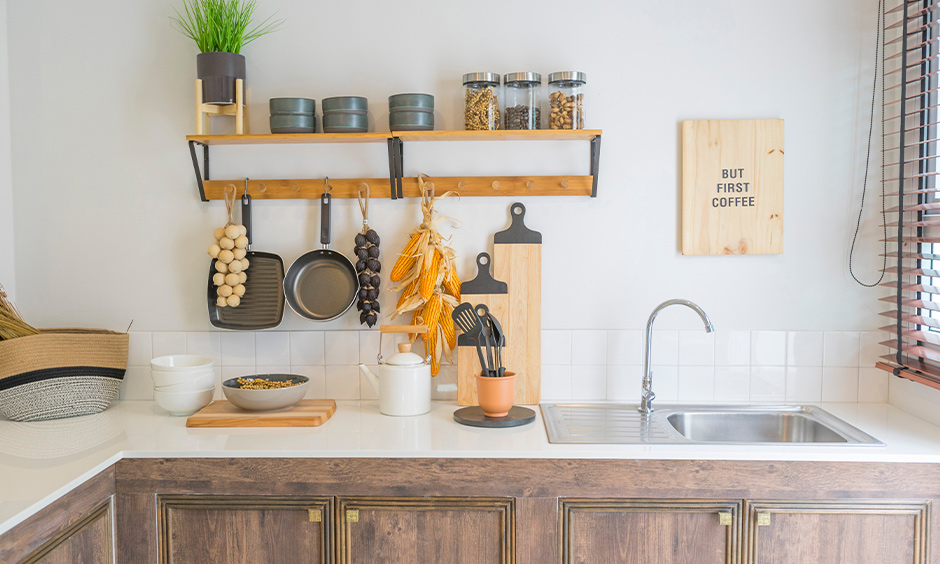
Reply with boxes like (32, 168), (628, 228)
(503, 72), (542, 85)
(463, 72), (501, 85)
(548, 71), (587, 85)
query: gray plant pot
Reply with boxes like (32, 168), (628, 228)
(197, 52), (246, 105)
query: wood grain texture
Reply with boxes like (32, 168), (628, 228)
(22, 502), (112, 564)
(336, 497), (513, 564)
(186, 399), (336, 428)
(745, 500), (928, 564)
(159, 495), (331, 564)
(0, 466), (114, 564)
(114, 493), (158, 564)
(202, 176), (592, 201)
(681, 119), (784, 255)
(561, 499), (740, 564)
(515, 497), (557, 564)
(493, 243), (541, 405)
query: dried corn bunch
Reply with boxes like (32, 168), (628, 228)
(390, 176), (461, 376)
(0, 284), (40, 340)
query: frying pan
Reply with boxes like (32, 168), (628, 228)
(208, 191), (285, 330)
(283, 190), (360, 321)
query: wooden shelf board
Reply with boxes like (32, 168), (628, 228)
(187, 129), (601, 146)
(203, 176), (593, 200)
(186, 133), (393, 145)
(396, 129), (601, 142)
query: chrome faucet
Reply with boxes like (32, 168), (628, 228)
(638, 299), (714, 414)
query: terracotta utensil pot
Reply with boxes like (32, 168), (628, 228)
(476, 371), (516, 417)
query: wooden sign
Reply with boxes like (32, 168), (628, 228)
(681, 119), (784, 255)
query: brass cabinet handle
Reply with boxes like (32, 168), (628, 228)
(308, 509), (322, 522)
(718, 512), (732, 526)
(346, 509), (359, 523)
(757, 513), (771, 526)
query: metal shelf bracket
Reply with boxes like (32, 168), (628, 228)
(188, 140), (209, 202)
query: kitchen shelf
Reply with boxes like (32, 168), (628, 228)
(185, 129), (602, 201)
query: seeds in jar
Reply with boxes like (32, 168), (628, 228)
(549, 91), (584, 130)
(504, 105), (541, 130)
(465, 88), (500, 130)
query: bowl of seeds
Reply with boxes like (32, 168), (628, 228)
(221, 374), (309, 411)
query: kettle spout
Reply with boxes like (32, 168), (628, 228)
(358, 363), (380, 394)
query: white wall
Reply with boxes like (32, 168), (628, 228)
(0, 0), (14, 298)
(4, 0), (891, 397)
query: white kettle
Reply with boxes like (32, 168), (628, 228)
(358, 325), (431, 417)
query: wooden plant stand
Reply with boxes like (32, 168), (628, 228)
(195, 78), (246, 135)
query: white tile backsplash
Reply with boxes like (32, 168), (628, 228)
(786, 331), (823, 367)
(255, 332), (290, 365)
(571, 331), (607, 365)
(125, 329), (890, 402)
(678, 331), (715, 366)
(823, 332), (860, 368)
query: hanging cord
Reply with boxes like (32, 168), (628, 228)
(849, 0), (887, 288)
(357, 183), (370, 232)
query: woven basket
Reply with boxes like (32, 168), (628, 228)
(0, 329), (128, 422)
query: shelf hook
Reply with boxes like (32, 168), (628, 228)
(243, 178), (249, 198)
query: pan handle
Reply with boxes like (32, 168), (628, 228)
(320, 191), (331, 248)
(241, 191), (252, 250)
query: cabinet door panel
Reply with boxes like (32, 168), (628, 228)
(337, 497), (513, 564)
(159, 495), (331, 564)
(560, 499), (741, 564)
(27, 503), (112, 564)
(746, 501), (928, 564)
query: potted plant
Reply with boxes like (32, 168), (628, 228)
(171, 0), (283, 105)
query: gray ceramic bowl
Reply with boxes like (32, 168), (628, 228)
(270, 114), (316, 134)
(322, 96), (368, 112)
(389, 93), (434, 110)
(389, 110), (434, 131)
(222, 374), (310, 411)
(269, 97), (316, 115)
(322, 112), (368, 132)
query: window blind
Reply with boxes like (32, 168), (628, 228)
(877, 0), (940, 389)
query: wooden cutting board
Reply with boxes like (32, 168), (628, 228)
(493, 203), (541, 405)
(186, 399), (336, 427)
(457, 252), (509, 406)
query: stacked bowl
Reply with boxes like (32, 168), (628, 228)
(270, 98), (317, 133)
(150, 355), (216, 416)
(388, 93), (434, 131)
(322, 96), (369, 133)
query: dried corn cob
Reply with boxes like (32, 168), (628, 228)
(390, 232), (422, 282)
(441, 301), (456, 350)
(419, 249), (440, 299)
(397, 279), (419, 309)
(423, 293), (442, 337)
(443, 269), (461, 302)
(428, 327), (440, 375)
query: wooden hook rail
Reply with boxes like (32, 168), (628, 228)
(202, 176), (593, 200)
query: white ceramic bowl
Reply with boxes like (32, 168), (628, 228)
(222, 375), (309, 411)
(154, 387), (214, 416)
(151, 367), (215, 388)
(152, 372), (215, 392)
(150, 355), (214, 372)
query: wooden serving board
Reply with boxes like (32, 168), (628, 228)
(457, 253), (509, 406)
(186, 399), (336, 427)
(493, 203), (541, 405)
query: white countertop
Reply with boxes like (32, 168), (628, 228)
(3, 400), (940, 535)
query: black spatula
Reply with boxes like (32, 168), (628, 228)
(452, 302), (491, 376)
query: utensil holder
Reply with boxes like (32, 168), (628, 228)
(475, 371), (515, 418)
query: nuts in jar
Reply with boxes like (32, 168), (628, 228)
(547, 71), (587, 130)
(463, 72), (501, 131)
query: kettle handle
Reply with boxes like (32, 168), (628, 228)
(377, 325), (431, 364)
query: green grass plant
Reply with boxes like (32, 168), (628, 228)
(171, 0), (283, 54)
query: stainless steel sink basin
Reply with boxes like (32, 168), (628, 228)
(539, 403), (883, 445)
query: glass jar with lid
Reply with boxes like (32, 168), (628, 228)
(548, 71), (587, 130)
(463, 72), (501, 131)
(503, 72), (542, 130)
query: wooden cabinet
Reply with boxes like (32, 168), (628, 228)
(560, 499), (741, 564)
(158, 496), (331, 564)
(21, 503), (113, 564)
(336, 497), (514, 564)
(745, 501), (929, 564)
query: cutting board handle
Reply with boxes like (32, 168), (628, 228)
(494, 202), (542, 244)
(460, 253), (508, 295)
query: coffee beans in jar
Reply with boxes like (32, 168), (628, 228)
(503, 72), (542, 130)
(548, 71), (587, 130)
(463, 72), (501, 131)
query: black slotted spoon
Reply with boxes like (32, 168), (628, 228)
(452, 302), (492, 376)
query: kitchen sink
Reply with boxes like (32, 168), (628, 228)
(539, 403), (883, 445)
